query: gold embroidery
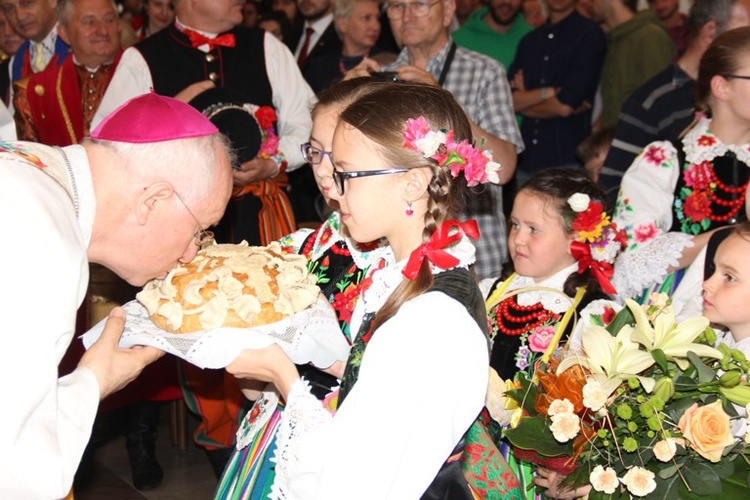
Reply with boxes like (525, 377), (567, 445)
(55, 67), (77, 144)
(33, 84), (45, 96)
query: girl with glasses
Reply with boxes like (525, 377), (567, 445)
(216, 78), (394, 499)
(613, 26), (750, 303)
(223, 82), (521, 499)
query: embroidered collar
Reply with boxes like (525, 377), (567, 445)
(682, 116), (750, 166)
(350, 232), (475, 332)
(504, 263), (579, 314)
(309, 212), (393, 271)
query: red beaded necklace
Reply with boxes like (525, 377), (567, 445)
(705, 168), (749, 223)
(301, 225), (352, 258)
(493, 296), (551, 336)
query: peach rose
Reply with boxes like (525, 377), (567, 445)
(653, 438), (677, 462)
(621, 466), (656, 497)
(548, 398), (575, 417)
(550, 412), (580, 443)
(590, 465), (618, 494)
(677, 401), (736, 462)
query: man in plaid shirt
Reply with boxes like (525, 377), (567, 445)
(353, 0), (523, 278)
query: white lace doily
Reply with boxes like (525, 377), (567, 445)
(81, 296), (350, 369)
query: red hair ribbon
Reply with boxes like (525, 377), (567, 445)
(402, 219), (480, 280)
(570, 241), (617, 294)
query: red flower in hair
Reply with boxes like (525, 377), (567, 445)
(571, 201), (606, 234)
(254, 106), (278, 129)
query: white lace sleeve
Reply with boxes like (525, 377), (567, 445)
(613, 140), (693, 298)
(270, 378), (332, 500)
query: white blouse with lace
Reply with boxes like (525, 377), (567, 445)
(612, 117), (750, 299)
(270, 236), (489, 500)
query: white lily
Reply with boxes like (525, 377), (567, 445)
(558, 323), (656, 397)
(627, 299), (721, 370)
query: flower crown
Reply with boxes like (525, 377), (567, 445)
(567, 193), (626, 294)
(402, 116), (501, 187)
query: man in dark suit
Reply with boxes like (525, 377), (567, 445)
(294, 0), (341, 70)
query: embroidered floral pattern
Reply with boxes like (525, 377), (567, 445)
(642, 144), (670, 166)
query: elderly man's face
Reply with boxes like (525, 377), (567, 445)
(0, 10), (23, 55)
(387, 0), (453, 50)
(59, 0), (120, 68)
(123, 146), (233, 286)
(0, 0), (57, 42)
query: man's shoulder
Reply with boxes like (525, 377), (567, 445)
(624, 64), (677, 105)
(453, 44), (503, 69)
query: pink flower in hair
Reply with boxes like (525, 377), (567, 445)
(402, 115), (501, 187)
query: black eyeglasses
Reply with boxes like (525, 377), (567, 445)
(301, 142), (334, 164)
(385, 0), (442, 19)
(332, 167), (409, 195)
(722, 74), (750, 81)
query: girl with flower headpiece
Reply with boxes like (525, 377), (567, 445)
(613, 27), (750, 301)
(481, 168), (625, 498)
(215, 78), (395, 499)
(223, 83), (521, 499)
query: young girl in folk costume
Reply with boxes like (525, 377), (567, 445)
(215, 78), (393, 499)
(224, 83), (521, 499)
(481, 169), (624, 499)
(613, 27), (750, 301)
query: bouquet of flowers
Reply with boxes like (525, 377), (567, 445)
(501, 295), (750, 499)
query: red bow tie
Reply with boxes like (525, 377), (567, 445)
(184, 29), (236, 50)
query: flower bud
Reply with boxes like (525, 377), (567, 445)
(719, 385), (750, 406)
(653, 378), (675, 403)
(704, 327), (717, 346)
(731, 349), (747, 363)
(720, 371), (742, 388)
(718, 343), (731, 359)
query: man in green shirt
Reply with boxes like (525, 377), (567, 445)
(453, 0), (533, 70)
(593, 0), (674, 127)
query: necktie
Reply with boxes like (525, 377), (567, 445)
(183, 29), (236, 50)
(31, 42), (45, 73)
(297, 27), (315, 67)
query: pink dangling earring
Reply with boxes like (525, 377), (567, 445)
(406, 201), (414, 216)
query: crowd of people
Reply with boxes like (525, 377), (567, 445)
(1, 0), (750, 498)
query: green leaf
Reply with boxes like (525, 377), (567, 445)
(606, 306), (635, 336)
(502, 415), (572, 457)
(652, 349), (669, 374)
(664, 397), (695, 424)
(710, 458), (735, 479)
(688, 351), (717, 385)
(648, 470), (681, 500)
(681, 461), (723, 496)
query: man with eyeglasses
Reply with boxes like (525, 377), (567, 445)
(0, 92), (234, 498)
(350, 0), (523, 279)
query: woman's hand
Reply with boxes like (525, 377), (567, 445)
(534, 467), (592, 499)
(226, 344), (299, 399)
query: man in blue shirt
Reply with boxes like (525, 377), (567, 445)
(508, 0), (605, 183)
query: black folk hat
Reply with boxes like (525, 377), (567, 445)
(189, 87), (264, 165)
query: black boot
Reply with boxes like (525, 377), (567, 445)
(124, 401), (164, 491)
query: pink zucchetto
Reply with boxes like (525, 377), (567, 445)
(90, 91), (219, 143)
